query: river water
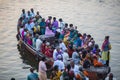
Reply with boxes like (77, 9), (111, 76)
(0, 0), (120, 80)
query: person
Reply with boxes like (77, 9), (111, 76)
(46, 16), (52, 27)
(40, 18), (46, 35)
(38, 57), (47, 80)
(30, 8), (35, 18)
(25, 21), (32, 32)
(50, 65), (62, 80)
(36, 36), (42, 51)
(59, 18), (65, 31)
(53, 55), (65, 71)
(62, 50), (69, 66)
(45, 23), (55, 37)
(101, 36), (112, 66)
(21, 9), (26, 18)
(72, 47), (81, 65)
(45, 42), (53, 57)
(41, 40), (46, 54)
(59, 39), (67, 51)
(27, 68), (39, 80)
(11, 78), (15, 80)
(105, 73), (116, 80)
(52, 17), (59, 32)
(53, 46), (63, 61)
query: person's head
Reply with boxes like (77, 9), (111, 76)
(42, 18), (45, 22)
(31, 8), (34, 13)
(41, 56), (46, 61)
(87, 34), (91, 39)
(56, 46), (61, 52)
(11, 78), (15, 80)
(30, 67), (35, 73)
(59, 18), (62, 22)
(46, 42), (50, 46)
(48, 16), (52, 20)
(36, 11), (39, 15)
(69, 24), (73, 28)
(43, 40), (46, 43)
(94, 44), (99, 49)
(27, 11), (30, 16)
(65, 23), (68, 28)
(22, 9), (25, 14)
(54, 65), (58, 71)
(105, 36), (109, 40)
(53, 17), (56, 21)
(109, 73), (113, 80)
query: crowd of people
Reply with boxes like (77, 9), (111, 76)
(17, 8), (112, 80)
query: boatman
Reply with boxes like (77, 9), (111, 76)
(101, 36), (112, 66)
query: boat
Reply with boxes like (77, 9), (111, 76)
(16, 11), (110, 79)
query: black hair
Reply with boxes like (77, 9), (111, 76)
(11, 78), (15, 80)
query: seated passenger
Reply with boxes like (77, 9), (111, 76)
(53, 55), (65, 71)
(93, 54), (103, 67)
(45, 23), (55, 37)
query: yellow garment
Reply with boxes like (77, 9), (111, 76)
(51, 71), (62, 80)
(102, 51), (110, 61)
(63, 37), (69, 46)
(33, 26), (40, 32)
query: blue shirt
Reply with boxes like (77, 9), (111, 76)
(27, 73), (39, 80)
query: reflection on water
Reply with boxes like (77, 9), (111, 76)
(0, 0), (120, 80)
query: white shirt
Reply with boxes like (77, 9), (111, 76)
(59, 21), (65, 30)
(53, 49), (57, 60)
(59, 42), (67, 51)
(62, 52), (69, 65)
(36, 39), (42, 51)
(53, 60), (65, 71)
(39, 61), (47, 74)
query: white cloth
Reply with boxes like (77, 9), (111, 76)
(53, 60), (65, 71)
(59, 21), (65, 30)
(62, 52), (69, 65)
(72, 51), (80, 64)
(19, 28), (24, 36)
(36, 39), (42, 51)
(59, 42), (67, 51)
(53, 49), (57, 60)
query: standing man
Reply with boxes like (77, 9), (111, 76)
(38, 57), (47, 80)
(101, 36), (112, 66)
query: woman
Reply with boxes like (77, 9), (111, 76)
(101, 36), (112, 66)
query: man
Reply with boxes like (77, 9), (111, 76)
(36, 36), (42, 51)
(59, 18), (65, 31)
(38, 57), (47, 80)
(59, 39), (67, 51)
(53, 55), (65, 71)
(53, 47), (63, 61)
(101, 36), (112, 66)
(27, 68), (39, 80)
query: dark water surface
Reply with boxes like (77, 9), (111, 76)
(0, 0), (120, 80)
